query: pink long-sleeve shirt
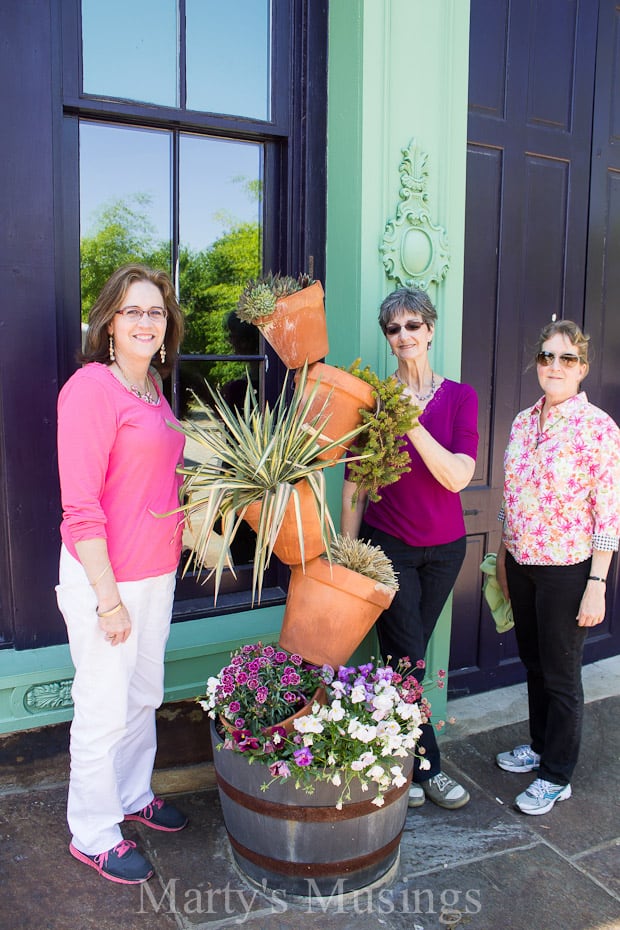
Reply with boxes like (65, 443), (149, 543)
(58, 362), (184, 581)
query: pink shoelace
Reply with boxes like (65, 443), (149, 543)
(94, 838), (136, 867)
(139, 797), (165, 821)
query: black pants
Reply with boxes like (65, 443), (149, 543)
(505, 552), (589, 786)
(362, 524), (467, 782)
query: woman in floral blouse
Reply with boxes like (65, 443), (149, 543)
(495, 320), (620, 815)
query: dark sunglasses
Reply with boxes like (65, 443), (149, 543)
(385, 320), (426, 336)
(536, 351), (581, 369)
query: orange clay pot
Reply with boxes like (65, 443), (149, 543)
(256, 281), (329, 369)
(278, 556), (396, 668)
(242, 478), (327, 566)
(295, 362), (376, 461)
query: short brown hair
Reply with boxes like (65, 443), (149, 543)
(79, 264), (184, 378)
(533, 319), (590, 374)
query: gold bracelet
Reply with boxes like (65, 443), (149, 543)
(90, 562), (111, 586)
(97, 602), (123, 618)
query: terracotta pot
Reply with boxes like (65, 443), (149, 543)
(279, 556), (396, 667)
(257, 281), (329, 369)
(211, 718), (412, 896)
(296, 362), (376, 461)
(218, 686), (326, 738)
(242, 478), (327, 566)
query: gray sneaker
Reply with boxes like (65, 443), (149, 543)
(421, 772), (470, 809)
(496, 744), (541, 773)
(515, 778), (571, 815)
(408, 783), (425, 807)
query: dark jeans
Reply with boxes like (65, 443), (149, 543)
(505, 552), (590, 786)
(362, 524), (467, 781)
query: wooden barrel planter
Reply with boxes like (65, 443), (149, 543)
(211, 720), (413, 896)
(278, 556), (396, 668)
(257, 281), (329, 370)
(296, 362), (376, 461)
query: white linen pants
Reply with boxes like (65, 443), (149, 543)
(56, 545), (176, 855)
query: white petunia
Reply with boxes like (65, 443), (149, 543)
(371, 795), (385, 807)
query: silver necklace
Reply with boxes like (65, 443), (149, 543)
(114, 362), (158, 405)
(396, 370), (436, 402)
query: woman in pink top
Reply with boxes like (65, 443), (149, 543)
(341, 287), (478, 811)
(496, 320), (620, 815)
(56, 265), (187, 884)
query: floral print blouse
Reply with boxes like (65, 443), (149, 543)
(500, 392), (620, 566)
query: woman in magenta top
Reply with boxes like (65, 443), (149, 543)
(56, 264), (187, 885)
(342, 287), (478, 811)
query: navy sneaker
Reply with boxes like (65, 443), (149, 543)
(69, 839), (153, 884)
(124, 796), (188, 832)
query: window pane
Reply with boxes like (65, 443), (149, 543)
(81, 0), (178, 106)
(79, 122), (172, 319)
(179, 134), (262, 360)
(186, 0), (271, 119)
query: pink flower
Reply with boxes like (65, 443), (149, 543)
(269, 760), (291, 778)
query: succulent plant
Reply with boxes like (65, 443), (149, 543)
(236, 272), (313, 323)
(344, 360), (420, 503)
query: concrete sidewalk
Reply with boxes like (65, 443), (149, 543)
(1, 661), (619, 930)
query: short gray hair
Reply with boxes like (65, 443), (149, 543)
(378, 287), (437, 334)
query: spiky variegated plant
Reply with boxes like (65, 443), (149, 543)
(236, 272), (314, 323)
(167, 364), (366, 604)
(329, 534), (400, 591)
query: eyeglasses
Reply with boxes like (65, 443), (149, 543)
(385, 320), (426, 336)
(536, 351), (581, 369)
(116, 307), (168, 323)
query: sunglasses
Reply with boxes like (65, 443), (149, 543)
(385, 320), (426, 336)
(536, 351), (582, 369)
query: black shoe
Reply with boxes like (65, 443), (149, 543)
(124, 796), (188, 832)
(69, 839), (153, 884)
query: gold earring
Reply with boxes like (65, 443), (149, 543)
(160, 342), (166, 364)
(109, 335), (115, 362)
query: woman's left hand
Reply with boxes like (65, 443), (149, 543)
(577, 582), (606, 627)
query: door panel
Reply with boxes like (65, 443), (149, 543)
(451, 0), (607, 695)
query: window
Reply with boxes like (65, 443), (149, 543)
(58, 0), (328, 621)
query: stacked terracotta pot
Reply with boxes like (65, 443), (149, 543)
(245, 280), (397, 668)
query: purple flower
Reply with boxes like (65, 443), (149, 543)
(228, 700), (241, 714)
(274, 651), (288, 664)
(234, 717), (245, 728)
(232, 730), (261, 751)
(256, 686), (269, 704)
(290, 653), (303, 666)
(262, 645), (275, 657)
(247, 677), (259, 690)
(269, 760), (292, 778)
(235, 671), (249, 685)
(247, 659), (260, 673)
(283, 691), (298, 703)
(293, 747), (314, 766)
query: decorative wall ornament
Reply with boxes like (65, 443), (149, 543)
(380, 139), (450, 289)
(23, 679), (74, 713)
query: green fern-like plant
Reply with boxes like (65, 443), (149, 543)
(330, 533), (399, 590)
(345, 359), (420, 503)
(236, 272), (314, 322)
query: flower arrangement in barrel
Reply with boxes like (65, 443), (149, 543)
(202, 644), (441, 809)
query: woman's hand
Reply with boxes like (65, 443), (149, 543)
(407, 422), (475, 492)
(98, 604), (132, 646)
(577, 585), (606, 627)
